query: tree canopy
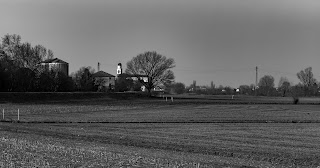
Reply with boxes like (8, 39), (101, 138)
(126, 51), (175, 93)
(258, 75), (275, 96)
(0, 34), (74, 92)
(296, 67), (318, 96)
(297, 67), (317, 87)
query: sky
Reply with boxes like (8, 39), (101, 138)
(1, 0), (320, 88)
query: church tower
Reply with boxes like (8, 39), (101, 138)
(117, 63), (122, 75)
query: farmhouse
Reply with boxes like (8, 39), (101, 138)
(116, 63), (148, 91)
(92, 71), (115, 91)
(39, 58), (69, 76)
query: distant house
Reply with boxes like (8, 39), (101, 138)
(116, 63), (149, 91)
(92, 71), (115, 91)
(39, 58), (69, 76)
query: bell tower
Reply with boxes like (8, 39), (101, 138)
(117, 63), (122, 75)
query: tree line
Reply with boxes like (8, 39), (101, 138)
(0, 34), (73, 92)
(70, 51), (175, 93)
(1, 34), (319, 96)
(177, 67), (319, 97)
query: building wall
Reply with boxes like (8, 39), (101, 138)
(41, 63), (69, 76)
(131, 77), (148, 82)
(94, 77), (115, 90)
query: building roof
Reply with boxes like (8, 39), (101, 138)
(93, 71), (115, 77)
(40, 58), (68, 64)
(117, 73), (148, 78)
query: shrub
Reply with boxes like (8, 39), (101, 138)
(292, 97), (299, 104)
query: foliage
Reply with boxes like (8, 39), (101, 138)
(172, 82), (186, 94)
(0, 34), (63, 92)
(1, 34), (53, 70)
(71, 67), (95, 91)
(35, 70), (55, 92)
(292, 97), (299, 104)
(115, 77), (133, 92)
(278, 77), (291, 97)
(297, 67), (317, 87)
(53, 71), (74, 92)
(165, 82), (186, 94)
(126, 51), (175, 93)
(258, 75), (275, 96)
(12, 68), (36, 92)
(33, 70), (73, 92)
(94, 78), (107, 92)
(239, 85), (253, 95)
(296, 67), (318, 96)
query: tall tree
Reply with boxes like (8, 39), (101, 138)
(296, 67), (317, 96)
(12, 68), (36, 92)
(71, 66), (95, 91)
(1, 34), (21, 59)
(1, 34), (54, 70)
(297, 67), (317, 87)
(173, 82), (186, 94)
(0, 34), (56, 91)
(258, 75), (275, 96)
(239, 85), (252, 95)
(210, 81), (214, 89)
(33, 45), (47, 61)
(126, 51), (175, 94)
(47, 49), (54, 59)
(278, 76), (291, 97)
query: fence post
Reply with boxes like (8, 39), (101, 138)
(18, 109), (19, 121)
(166, 97), (167, 102)
(2, 109), (4, 120)
(171, 96), (173, 102)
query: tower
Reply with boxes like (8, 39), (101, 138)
(117, 63), (122, 75)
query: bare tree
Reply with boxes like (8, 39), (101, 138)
(33, 45), (47, 61)
(258, 75), (275, 96)
(1, 34), (21, 59)
(173, 82), (186, 94)
(71, 66), (95, 91)
(297, 67), (317, 96)
(278, 76), (291, 97)
(47, 49), (54, 59)
(126, 51), (175, 94)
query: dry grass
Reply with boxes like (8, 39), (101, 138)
(0, 131), (201, 167)
(1, 122), (320, 167)
(0, 101), (319, 123)
(1, 97), (320, 167)
(0, 130), (269, 168)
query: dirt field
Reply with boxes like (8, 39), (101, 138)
(1, 95), (320, 167)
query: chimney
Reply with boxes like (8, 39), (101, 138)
(98, 62), (100, 71)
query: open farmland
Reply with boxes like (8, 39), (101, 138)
(1, 94), (320, 167)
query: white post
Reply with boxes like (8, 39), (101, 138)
(171, 96), (173, 102)
(17, 109), (19, 121)
(2, 109), (4, 120)
(232, 95), (234, 99)
(166, 97), (167, 102)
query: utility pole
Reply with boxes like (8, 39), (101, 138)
(255, 66), (258, 96)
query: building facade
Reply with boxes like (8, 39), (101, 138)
(116, 63), (149, 91)
(39, 58), (69, 76)
(92, 71), (116, 91)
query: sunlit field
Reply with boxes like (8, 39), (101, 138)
(1, 94), (320, 167)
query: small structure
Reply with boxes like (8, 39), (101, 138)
(117, 63), (122, 75)
(116, 63), (149, 91)
(39, 58), (69, 76)
(92, 71), (115, 91)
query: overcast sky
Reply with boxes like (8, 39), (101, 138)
(1, 0), (320, 87)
